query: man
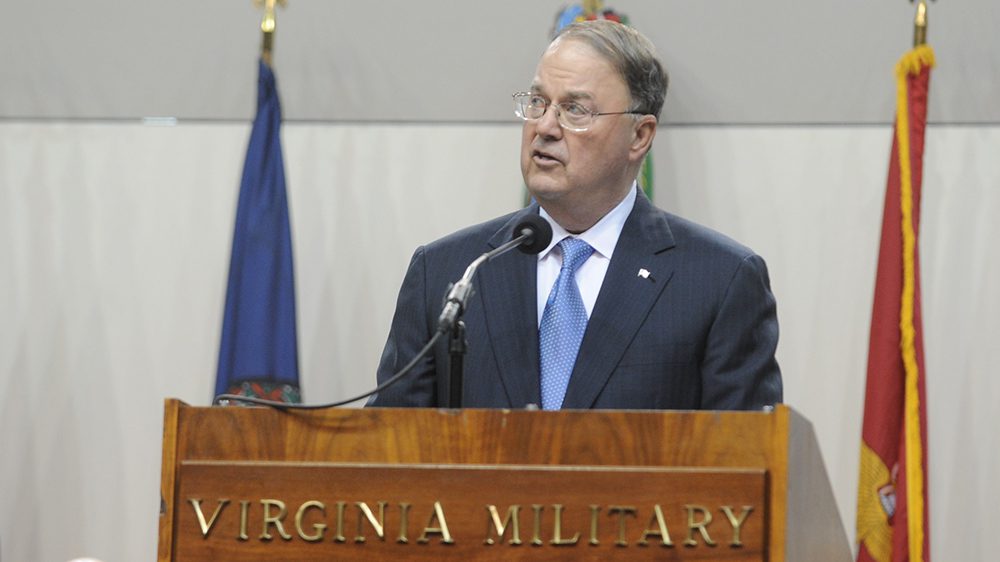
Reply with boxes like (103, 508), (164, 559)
(371, 20), (781, 410)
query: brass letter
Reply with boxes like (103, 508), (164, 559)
(684, 504), (717, 547)
(721, 505), (753, 547)
(259, 499), (292, 541)
(295, 500), (327, 542)
(188, 498), (229, 538)
(333, 501), (346, 543)
(530, 505), (544, 546)
(398, 503), (411, 544)
(354, 501), (387, 543)
(417, 501), (455, 544)
(608, 506), (637, 547)
(637, 504), (674, 547)
(484, 505), (522, 545)
(238, 500), (250, 541)
(550, 505), (580, 545)
(589, 505), (601, 546)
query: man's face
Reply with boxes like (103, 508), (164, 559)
(520, 38), (641, 229)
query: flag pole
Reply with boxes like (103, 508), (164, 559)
(913, 0), (928, 47)
(257, 0), (286, 66)
(582, 0), (604, 16)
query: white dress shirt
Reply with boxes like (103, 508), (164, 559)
(536, 183), (638, 327)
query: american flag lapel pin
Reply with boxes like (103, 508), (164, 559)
(637, 268), (654, 282)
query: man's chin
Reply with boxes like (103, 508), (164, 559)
(525, 181), (568, 203)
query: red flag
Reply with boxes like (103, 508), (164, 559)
(856, 45), (934, 562)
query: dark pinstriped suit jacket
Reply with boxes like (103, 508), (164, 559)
(371, 191), (782, 410)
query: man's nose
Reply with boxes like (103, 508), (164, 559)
(535, 104), (563, 139)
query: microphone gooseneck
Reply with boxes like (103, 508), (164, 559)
(437, 215), (552, 333)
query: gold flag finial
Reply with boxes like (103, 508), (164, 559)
(255, 0), (287, 66)
(582, 0), (604, 17)
(912, 0), (929, 47)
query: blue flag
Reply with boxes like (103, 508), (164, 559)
(215, 59), (301, 403)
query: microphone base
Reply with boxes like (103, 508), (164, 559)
(447, 320), (467, 408)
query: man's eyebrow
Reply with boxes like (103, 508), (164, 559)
(562, 90), (595, 102)
(527, 85), (595, 102)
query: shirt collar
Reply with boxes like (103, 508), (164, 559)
(538, 182), (638, 261)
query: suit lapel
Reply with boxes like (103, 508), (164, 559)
(561, 193), (677, 409)
(478, 206), (542, 407)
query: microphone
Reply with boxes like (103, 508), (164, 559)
(513, 213), (554, 255)
(437, 214), (552, 333)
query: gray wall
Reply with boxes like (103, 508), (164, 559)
(4, 1), (997, 124)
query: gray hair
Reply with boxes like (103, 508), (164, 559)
(554, 20), (669, 121)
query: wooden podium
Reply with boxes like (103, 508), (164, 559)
(158, 399), (851, 561)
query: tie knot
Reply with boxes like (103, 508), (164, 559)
(558, 237), (594, 274)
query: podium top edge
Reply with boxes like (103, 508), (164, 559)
(164, 397), (793, 418)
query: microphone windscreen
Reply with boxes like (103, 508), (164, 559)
(513, 214), (553, 255)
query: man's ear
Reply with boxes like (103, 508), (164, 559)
(629, 115), (658, 162)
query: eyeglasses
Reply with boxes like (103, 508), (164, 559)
(512, 91), (645, 132)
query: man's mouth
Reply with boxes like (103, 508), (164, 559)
(532, 149), (562, 165)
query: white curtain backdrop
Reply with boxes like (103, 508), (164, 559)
(1, 121), (998, 561)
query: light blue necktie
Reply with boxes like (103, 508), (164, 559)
(539, 237), (595, 410)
